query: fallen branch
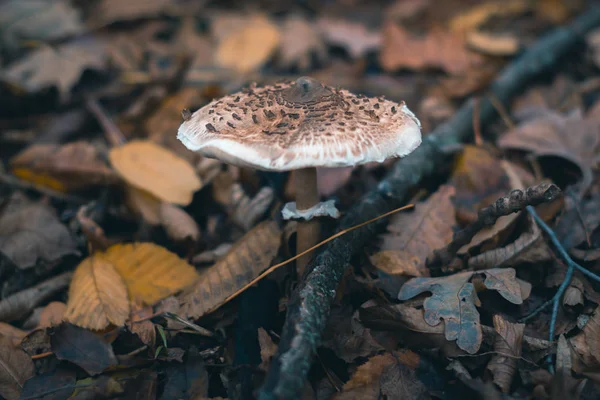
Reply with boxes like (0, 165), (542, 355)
(259, 8), (600, 400)
(428, 183), (561, 269)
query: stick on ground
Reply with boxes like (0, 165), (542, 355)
(259, 8), (600, 399)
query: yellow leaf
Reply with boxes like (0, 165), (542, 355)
(64, 257), (130, 330)
(180, 220), (281, 318)
(125, 186), (162, 225)
(102, 243), (200, 305)
(215, 14), (280, 73)
(449, 0), (529, 33)
(109, 140), (202, 205)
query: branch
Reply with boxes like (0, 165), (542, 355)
(429, 183), (561, 268)
(259, 8), (600, 400)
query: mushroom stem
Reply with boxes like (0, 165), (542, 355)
(295, 167), (320, 275)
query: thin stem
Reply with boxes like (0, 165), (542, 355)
(295, 167), (320, 276)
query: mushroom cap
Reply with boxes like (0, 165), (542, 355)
(177, 77), (422, 171)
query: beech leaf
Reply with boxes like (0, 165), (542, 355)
(180, 220), (282, 318)
(109, 140), (202, 206)
(398, 268), (526, 354)
(0, 344), (34, 400)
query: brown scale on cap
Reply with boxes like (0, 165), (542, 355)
(177, 76), (422, 171)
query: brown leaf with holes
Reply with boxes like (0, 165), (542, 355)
(377, 185), (456, 277)
(215, 14), (280, 73)
(0, 193), (78, 269)
(160, 203), (200, 242)
(179, 220), (282, 318)
(63, 256), (130, 330)
(380, 22), (483, 75)
(486, 315), (525, 393)
(109, 140), (202, 205)
(498, 109), (600, 187)
(399, 268), (527, 354)
(0, 344), (34, 400)
(10, 141), (117, 192)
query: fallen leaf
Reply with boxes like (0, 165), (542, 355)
(2, 37), (107, 100)
(102, 242), (200, 305)
(230, 184), (275, 231)
(0, 344), (34, 400)
(0, 193), (78, 269)
(128, 305), (156, 348)
(51, 323), (117, 376)
(38, 301), (66, 328)
(278, 16), (326, 70)
(466, 31), (520, 56)
(317, 18), (381, 59)
(486, 315), (525, 393)
(498, 109), (600, 187)
(10, 141), (117, 192)
(380, 22), (483, 75)
(89, 0), (172, 25)
(215, 14), (280, 73)
(449, 0), (530, 32)
(160, 203), (200, 242)
(555, 188), (600, 250)
(162, 352), (208, 400)
(377, 185), (456, 277)
(0, 0), (84, 48)
(109, 140), (202, 206)
(536, 0), (581, 23)
(258, 328), (277, 371)
(0, 323), (27, 347)
(63, 257), (130, 331)
(125, 186), (162, 225)
(180, 220), (282, 318)
(570, 306), (600, 370)
(398, 268), (526, 353)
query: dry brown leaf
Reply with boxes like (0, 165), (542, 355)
(179, 220), (282, 319)
(0, 193), (78, 269)
(0, 344), (34, 400)
(63, 257), (130, 331)
(369, 250), (426, 277)
(317, 18), (381, 59)
(160, 202), (200, 242)
(0, 0), (84, 48)
(10, 141), (117, 192)
(536, 0), (581, 23)
(449, 0), (530, 32)
(486, 315), (525, 393)
(102, 243), (200, 306)
(89, 0), (172, 24)
(109, 140), (202, 206)
(0, 323), (27, 347)
(125, 186), (162, 225)
(498, 109), (600, 187)
(258, 328), (277, 372)
(230, 184), (275, 231)
(466, 31), (520, 56)
(2, 38), (107, 100)
(377, 185), (456, 277)
(399, 268), (527, 354)
(570, 306), (600, 369)
(38, 301), (66, 328)
(380, 23), (483, 75)
(278, 16), (326, 70)
(215, 14), (280, 73)
(128, 305), (156, 347)
(334, 353), (395, 399)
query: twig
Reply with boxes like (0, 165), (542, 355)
(429, 183), (561, 269)
(258, 8), (600, 400)
(85, 97), (126, 147)
(522, 206), (600, 373)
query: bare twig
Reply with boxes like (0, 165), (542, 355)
(429, 183), (561, 269)
(259, 9), (600, 399)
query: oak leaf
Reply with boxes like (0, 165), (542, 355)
(376, 185), (456, 277)
(109, 140), (202, 206)
(180, 220), (282, 318)
(0, 193), (78, 269)
(102, 243), (200, 305)
(215, 14), (280, 73)
(0, 344), (34, 400)
(63, 257), (130, 331)
(2, 38), (107, 100)
(10, 141), (117, 192)
(380, 22), (483, 75)
(398, 268), (527, 354)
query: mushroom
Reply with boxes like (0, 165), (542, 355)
(177, 76), (422, 273)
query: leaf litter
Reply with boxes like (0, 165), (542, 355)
(1, 0), (600, 398)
